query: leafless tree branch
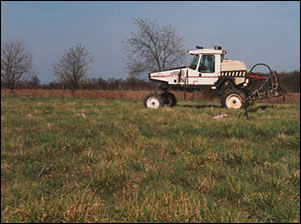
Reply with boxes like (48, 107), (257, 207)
(53, 43), (94, 93)
(123, 18), (186, 78)
(1, 40), (34, 90)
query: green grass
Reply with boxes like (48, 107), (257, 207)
(1, 96), (300, 223)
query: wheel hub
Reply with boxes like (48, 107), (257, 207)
(226, 94), (242, 109)
(146, 97), (160, 109)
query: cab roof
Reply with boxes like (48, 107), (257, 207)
(188, 48), (227, 55)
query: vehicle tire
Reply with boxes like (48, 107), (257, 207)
(144, 93), (164, 109)
(160, 92), (177, 107)
(221, 89), (246, 109)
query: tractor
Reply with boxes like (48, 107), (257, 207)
(144, 46), (287, 109)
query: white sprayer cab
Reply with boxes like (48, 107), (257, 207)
(149, 46), (249, 87)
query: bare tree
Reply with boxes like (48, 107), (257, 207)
(53, 43), (93, 94)
(1, 40), (34, 91)
(124, 18), (187, 78)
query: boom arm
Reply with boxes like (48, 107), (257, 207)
(247, 63), (288, 102)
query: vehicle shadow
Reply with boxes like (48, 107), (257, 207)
(177, 104), (274, 112)
(177, 104), (222, 109)
(246, 105), (274, 113)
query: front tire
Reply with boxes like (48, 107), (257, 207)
(221, 89), (246, 109)
(144, 93), (164, 109)
(160, 92), (177, 107)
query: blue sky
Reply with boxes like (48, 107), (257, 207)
(1, 1), (300, 83)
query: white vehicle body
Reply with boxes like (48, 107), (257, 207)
(145, 46), (286, 110)
(149, 47), (249, 89)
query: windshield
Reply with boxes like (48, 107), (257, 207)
(189, 55), (199, 70)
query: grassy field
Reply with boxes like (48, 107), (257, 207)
(1, 95), (300, 223)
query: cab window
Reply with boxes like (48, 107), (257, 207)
(198, 55), (215, 73)
(189, 55), (199, 70)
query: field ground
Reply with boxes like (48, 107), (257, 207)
(1, 95), (300, 222)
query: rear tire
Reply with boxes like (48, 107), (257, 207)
(221, 89), (246, 109)
(144, 93), (164, 109)
(160, 92), (177, 107)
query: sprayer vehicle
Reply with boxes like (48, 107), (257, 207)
(144, 46), (286, 109)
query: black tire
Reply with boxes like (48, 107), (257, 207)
(221, 89), (246, 109)
(144, 93), (164, 109)
(160, 92), (177, 107)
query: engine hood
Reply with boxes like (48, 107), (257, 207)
(149, 66), (187, 79)
(221, 60), (248, 72)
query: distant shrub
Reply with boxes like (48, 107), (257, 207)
(277, 70), (300, 93)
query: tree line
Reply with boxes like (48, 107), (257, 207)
(0, 76), (156, 91)
(1, 18), (300, 93)
(1, 70), (300, 93)
(1, 18), (186, 93)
